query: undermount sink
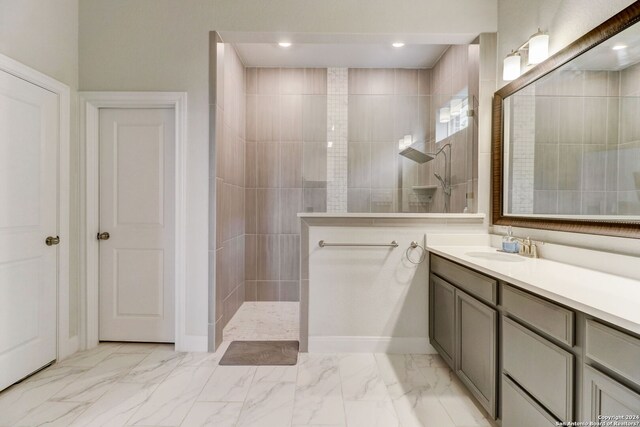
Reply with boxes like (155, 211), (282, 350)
(465, 251), (526, 262)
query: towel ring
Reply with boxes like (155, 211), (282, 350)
(406, 241), (427, 264)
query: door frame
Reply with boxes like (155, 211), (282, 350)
(0, 53), (73, 360)
(79, 92), (190, 351)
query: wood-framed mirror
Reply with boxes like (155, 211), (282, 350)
(492, 2), (640, 238)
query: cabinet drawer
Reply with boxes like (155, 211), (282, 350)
(503, 316), (574, 421)
(583, 365), (640, 422)
(431, 255), (497, 304)
(585, 319), (640, 387)
(502, 284), (574, 346)
(502, 375), (558, 427)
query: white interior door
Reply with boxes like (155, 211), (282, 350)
(99, 108), (175, 342)
(0, 70), (58, 391)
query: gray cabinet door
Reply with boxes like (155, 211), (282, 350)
(430, 274), (456, 369)
(582, 365), (640, 422)
(456, 290), (497, 418)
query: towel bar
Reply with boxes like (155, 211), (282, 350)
(318, 240), (398, 248)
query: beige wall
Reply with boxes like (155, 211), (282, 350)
(79, 0), (214, 338)
(0, 0), (81, 338)
(494, 0), (640, 255)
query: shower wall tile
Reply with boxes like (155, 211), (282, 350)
(280, 189), (303, 234)
(257, 281), (280, 301)
(558, 191), (581, 215)
(534, 144), (559, 191)
(257, 235), (279, 280)
(558, 144), (583, 190)
(418, 69), (432, 95)
(258, 68), (280, 95)
(558, 98), (584, 144)
(245, 234), (257, 281)
(245, 142), (257, 187)
(256, 95), (281, 141)
(279, 235), (300, 280)
(280, 282), (300, 302)
(304, 68), (327, 95)
(281, 68), (305, 94)
(583, 98), (607, 144)
(584, 71), (608, 96)
(534, 190), (558, 214)
(582, 191), (607, 215)
(256, 188), (280, 234)
(370, 142), (397, 189)
(370, 189), (398, 213)
(246, 68), (258, 95)
(303, 141), (328, 187)
(279, 143), (303, 188)
(281, 95), (303, 141)
(256, 142), (280, 188)
(369, 69), (395, 95)
(245, 281), (257, 301)
(395, 69), (419, 95)
(303, 188), (327, 212)
(303, 95), (328, 142)
(369, 96), (394, 142)
(245, 188), (257, 234)
(246, 95), (257, 142)
(347, 189), (371, 212)
(582, 145), (607, 191)
(348, 142), (371, 188)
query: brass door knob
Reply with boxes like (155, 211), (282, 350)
(97, 232), (110, 241)
(45, 236), (60, 246)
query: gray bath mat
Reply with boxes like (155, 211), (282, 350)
(219, 340), (299, 366)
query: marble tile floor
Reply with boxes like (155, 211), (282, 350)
(0, 341), (491, 427)
(223, 302), (299, 342)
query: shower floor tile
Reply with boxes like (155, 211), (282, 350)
(223, 301), (299, 342)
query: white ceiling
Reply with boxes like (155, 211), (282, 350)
(234, 43), (450, 68)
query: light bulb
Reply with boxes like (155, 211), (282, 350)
(503, 51), (521, 81)
(278, 42), (292, 48)
(392, 42), (405, 48)
(528, 30), (549, 64)
(439, 107), (451, 123)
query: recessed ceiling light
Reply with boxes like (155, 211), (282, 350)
(278, 42), (292, 48)
(392, 42), (405, 48)
(612, 44), (627, 50)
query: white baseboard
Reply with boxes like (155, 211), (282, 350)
(308, 336), (436, 354)
(59, 335), (79, 361)
(176, 334), (208, 353)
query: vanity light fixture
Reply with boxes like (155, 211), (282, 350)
(278, 42), (292, 48)
(612, 44), (627, 50)
(503, 51), (521, 81)
(392, 42), (405, 48)
(503, 28), (550, 80)
(527, 29), (550, 64)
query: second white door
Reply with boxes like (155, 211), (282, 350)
(99, 108), (175, 342)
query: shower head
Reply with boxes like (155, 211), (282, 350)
(399, 145), (435, 164)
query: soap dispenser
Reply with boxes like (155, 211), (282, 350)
(502, 227), (519, 253)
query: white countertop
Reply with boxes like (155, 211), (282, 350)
(298, 212), (485, 219)
(427, 245), (640, 335)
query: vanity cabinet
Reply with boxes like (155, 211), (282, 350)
(430, 255), (498, 418)
(429, 253), (640, 426)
